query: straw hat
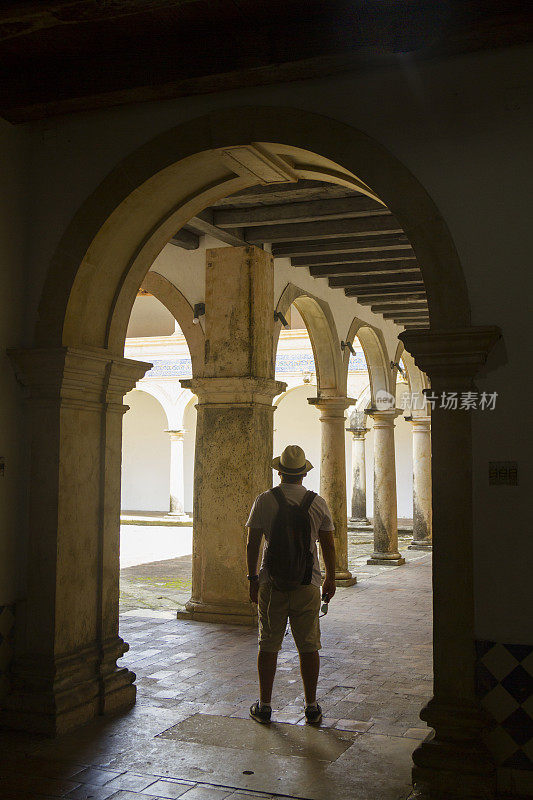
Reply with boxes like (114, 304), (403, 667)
(272, 445), (313, 476)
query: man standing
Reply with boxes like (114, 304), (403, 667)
(246, 444), (337, 725)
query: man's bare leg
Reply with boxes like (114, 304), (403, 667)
(258, 650), (278, 704)
(299, 650), (320, 704)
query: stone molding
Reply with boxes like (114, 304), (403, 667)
(365, 407), (404, 427)
(181, 376), (286, 405)
(399, 327), (501, 387)
(8, 347), (150, 409)
(347, 427), (370, 438)
(308, 395), (355, 415)
(166, 429), (185, 440)
(410, 416), (431, 431)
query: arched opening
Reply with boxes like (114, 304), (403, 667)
(9, 108), (497, 800)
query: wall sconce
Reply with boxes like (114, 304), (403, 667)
(390, 360), (406, 379)
(341, 340), (356, 356)
(193, 302), (205, 325)
(274, 310), (289, 327)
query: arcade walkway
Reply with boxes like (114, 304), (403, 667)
(0, 553), (431, 800)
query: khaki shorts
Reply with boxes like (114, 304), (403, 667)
(258, 582), (321, 653)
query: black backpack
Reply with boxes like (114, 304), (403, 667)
(265, 487), (317, 591)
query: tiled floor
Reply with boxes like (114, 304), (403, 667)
(1, 549), (432, 800)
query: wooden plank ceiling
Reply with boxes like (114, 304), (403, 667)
(173, 180), (429, 330)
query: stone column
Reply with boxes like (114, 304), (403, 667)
(180, 245), (285, 625)
(308, 396), (357, 587)
(399, 326), (500, 800)
(366, 408), (405, 566)
(3, 347), (150, 735)
(166, 429), (187, 517)
(346, 411), (370, 525)
(408, 416), (432, 550)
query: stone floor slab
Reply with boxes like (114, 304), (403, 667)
(158, 713), (357, 760)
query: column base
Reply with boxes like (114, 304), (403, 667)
(349, 517), (371, 526)
(367, 553), (405, 566)
(0, 637), (136, 736)
(178, 599), (257, 626)
(408, 540), (433, 551)
(412, 699), (497, 799)
(335, 570), (357, 587)
(167, 511), (192, 521)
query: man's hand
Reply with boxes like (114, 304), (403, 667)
(321, 576), (336, 603)
(249, 580), (259, 605)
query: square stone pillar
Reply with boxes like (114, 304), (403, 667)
(399, 326), (501, 800)
(180, 246), (285, 625)
(308, 395), (357, 587)
(4, 347), (150, 735)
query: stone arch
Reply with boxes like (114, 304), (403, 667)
(126, 384), (171, 429)
(393, 340), (430, 414)
(344, 318), (392, 403)
(140, 271), (205, 377)
(275, 283), (343, 396)
(35, 106), (470, 354)
(12, 107), (494, 792)
(273, 381), (317, 407)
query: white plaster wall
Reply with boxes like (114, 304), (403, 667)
(2, 42), (532, 639)
(395, 416), (414, 520)
(121, 389), (171, 512)
(273, 385), (322, 494)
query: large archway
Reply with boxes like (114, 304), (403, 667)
(35, 107), (470, 352)
(8, 107), (500, 797)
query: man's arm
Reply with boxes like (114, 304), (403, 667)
(246, 527), (263, 603)
(318, 529), (336, 602)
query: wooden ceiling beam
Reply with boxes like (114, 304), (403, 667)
(214, 181), (352, 208)
(213, 195), (386, 228)
(374, 304), (429, 314)
(343, 277), (425, 294)
(186, 211), (247, 247)
(245, 215), (403, 244)
(357, 293), (428, 306)
(294, 252), (417, 269)
(169, 227), (200, 250)
(271, 234), (411, 258)
(311, 260), (418, 278)
(384, 312), (430, 321)
(329, 270), (422, 288)
(349, 284), (426, 297)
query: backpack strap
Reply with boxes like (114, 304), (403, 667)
(299, 490), (317, 514)
(271, 486), (287, 507)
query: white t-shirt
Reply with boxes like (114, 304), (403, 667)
(246, 483), (335, 587)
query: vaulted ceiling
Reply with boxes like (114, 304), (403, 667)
(173, 179), (429, 330)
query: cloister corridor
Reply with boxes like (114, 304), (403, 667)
(1, 550), (432, 800)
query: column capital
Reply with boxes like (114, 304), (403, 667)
(308, 395), (355, 415)
(347, 426), (370, 438)
(409, 416), (431, 432)
(181, 376), (286, 406)
(365, 407), (404, 426)
(399, 326), (501, 389)
(8, 347), (150, 409)
(165, 429), (185, 441)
